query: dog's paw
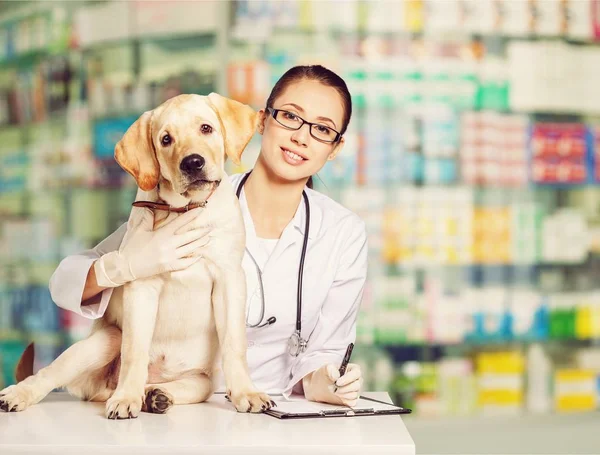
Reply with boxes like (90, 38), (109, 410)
(0, 384), (34, 412)
(142, 387), (174, 414)
(105, 392), (143, 419)
(229, 389), (275, 413)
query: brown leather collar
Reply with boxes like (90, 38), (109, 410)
(132, 200), (207, 212)
(132, 182), (218, 213)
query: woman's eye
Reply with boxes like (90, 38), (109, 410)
(161, 134), (172, 146)
(284, 112), (298, 121)
(316, 125), (331, 134)
(201, 124), (213, 134)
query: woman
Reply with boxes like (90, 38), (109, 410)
(50, 65), (367, 408)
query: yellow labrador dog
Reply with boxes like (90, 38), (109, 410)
(0, 93), (274, 418)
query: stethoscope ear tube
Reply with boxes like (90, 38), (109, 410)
(256, 316), (276, 328)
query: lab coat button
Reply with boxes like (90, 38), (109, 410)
(247, 341), (255, 347)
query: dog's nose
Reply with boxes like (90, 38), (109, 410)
(180, 154), (205, 176)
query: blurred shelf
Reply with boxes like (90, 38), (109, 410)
(380, 338), (599, 349)
(380, 338), (600, 362)
(233, 26), (600, 46)
(0, 330), (63, 345)
(0, 330), (24, 341)
(75, 31), (218, 53)
(0, 49), (52, 69)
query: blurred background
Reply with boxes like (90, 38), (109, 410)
(1, 0), (600, 449)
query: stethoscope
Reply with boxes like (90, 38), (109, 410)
(236, 171), (310, 357)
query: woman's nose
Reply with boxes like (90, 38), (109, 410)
(291, 123), (310, 147)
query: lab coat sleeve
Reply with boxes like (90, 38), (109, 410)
(284, 217), (368, 398)
(48, 222), (128, 320)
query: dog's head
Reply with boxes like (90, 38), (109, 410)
(115, 93), (258, 200)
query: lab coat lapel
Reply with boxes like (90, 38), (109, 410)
(265, 190), (321, 269)
(238, 188), (262, 264)
(264, 206), (303, 270)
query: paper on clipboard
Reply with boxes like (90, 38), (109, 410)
(271, 396), (400, 414)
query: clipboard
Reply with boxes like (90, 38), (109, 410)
(223, 394), (411, 419)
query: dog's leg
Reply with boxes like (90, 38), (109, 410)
(105, 279), (160, 419)
(0, 326), (121, 412)
(142, 374), (213, 414)
(212, 264), (274, 413)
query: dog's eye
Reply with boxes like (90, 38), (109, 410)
(161, 134), (172, 146)
(200, 124), (213, 135)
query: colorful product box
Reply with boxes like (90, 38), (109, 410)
(554, 369), (598, 412)
(473, 207), (512, 264)
(382, 188), (473, 267)
(528, 122), (594, 186)
(592, 125), (600, 182)
(476, 351), (525, 415)
(460, 111), (529, 188)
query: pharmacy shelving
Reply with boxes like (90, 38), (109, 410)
(225, 0), (600, 418)
(2, 0), (600, 418)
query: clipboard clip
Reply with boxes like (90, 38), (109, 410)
(320, 408), (375, 417)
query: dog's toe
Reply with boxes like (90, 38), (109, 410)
(0, 385), (32, 412)
(230, 390), (274, 413)
(105, 394), (142, 419)
(143, 387), (174, 414)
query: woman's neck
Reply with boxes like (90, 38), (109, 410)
(243, 157), (307, 239)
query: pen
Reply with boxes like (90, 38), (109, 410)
(339, 342), (354, 377)
(334, 343), (354, 393)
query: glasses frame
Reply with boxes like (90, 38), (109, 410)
(267, 107), (342, 144)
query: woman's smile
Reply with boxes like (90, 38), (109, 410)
(281, 146), (308, 166)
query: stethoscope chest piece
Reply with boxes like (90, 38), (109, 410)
(288, 330), (308, 357)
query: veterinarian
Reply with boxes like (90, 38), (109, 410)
(49, 65), (367, 409)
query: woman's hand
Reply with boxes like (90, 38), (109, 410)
(94, 208), (211, 287)
(303, 363), (363, 407)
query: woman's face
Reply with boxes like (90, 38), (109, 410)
(258, 78), (346, 184)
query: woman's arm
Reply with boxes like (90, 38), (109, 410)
(81, 260), (109, 305)
(50, 206), (211, 319)
(49, 222), (128, 319)
(284, 215), (368, 403)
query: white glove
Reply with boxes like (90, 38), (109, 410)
(303, 363), (363, 407)
(94, 208), (210, 287)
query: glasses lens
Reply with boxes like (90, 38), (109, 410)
(274, 110), (303, 129)
(311, 124), (337, 142)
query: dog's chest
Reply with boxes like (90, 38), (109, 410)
(153, 260), (215, 338)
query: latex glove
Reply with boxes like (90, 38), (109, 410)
(303, 363), (363, 407)
(94, 208), (210, 287)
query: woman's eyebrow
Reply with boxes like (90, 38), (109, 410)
(280, 103), (337, 128)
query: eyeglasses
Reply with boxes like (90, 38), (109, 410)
(267, 107), (342, 143)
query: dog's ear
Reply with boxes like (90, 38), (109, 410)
(207, 93), (258, 166)
(115, 110), (159, 191)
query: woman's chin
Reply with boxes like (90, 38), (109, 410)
(259, 153), (314, 183)
(271, 164), (312, 184)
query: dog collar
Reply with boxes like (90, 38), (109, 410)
(132, 182), (218, 213)
(132, 200), (206, 212)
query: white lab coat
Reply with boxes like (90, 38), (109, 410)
(49, 173), (368, 398)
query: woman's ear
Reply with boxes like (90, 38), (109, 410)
(257, 109), (267, 135)
(327, 137), (345, 161)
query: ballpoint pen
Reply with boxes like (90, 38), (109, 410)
(334, 342), (354, 393)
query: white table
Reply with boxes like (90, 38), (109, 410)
(0, 391), (415, 455)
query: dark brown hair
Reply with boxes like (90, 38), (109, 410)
(265, 65), (352, 189)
